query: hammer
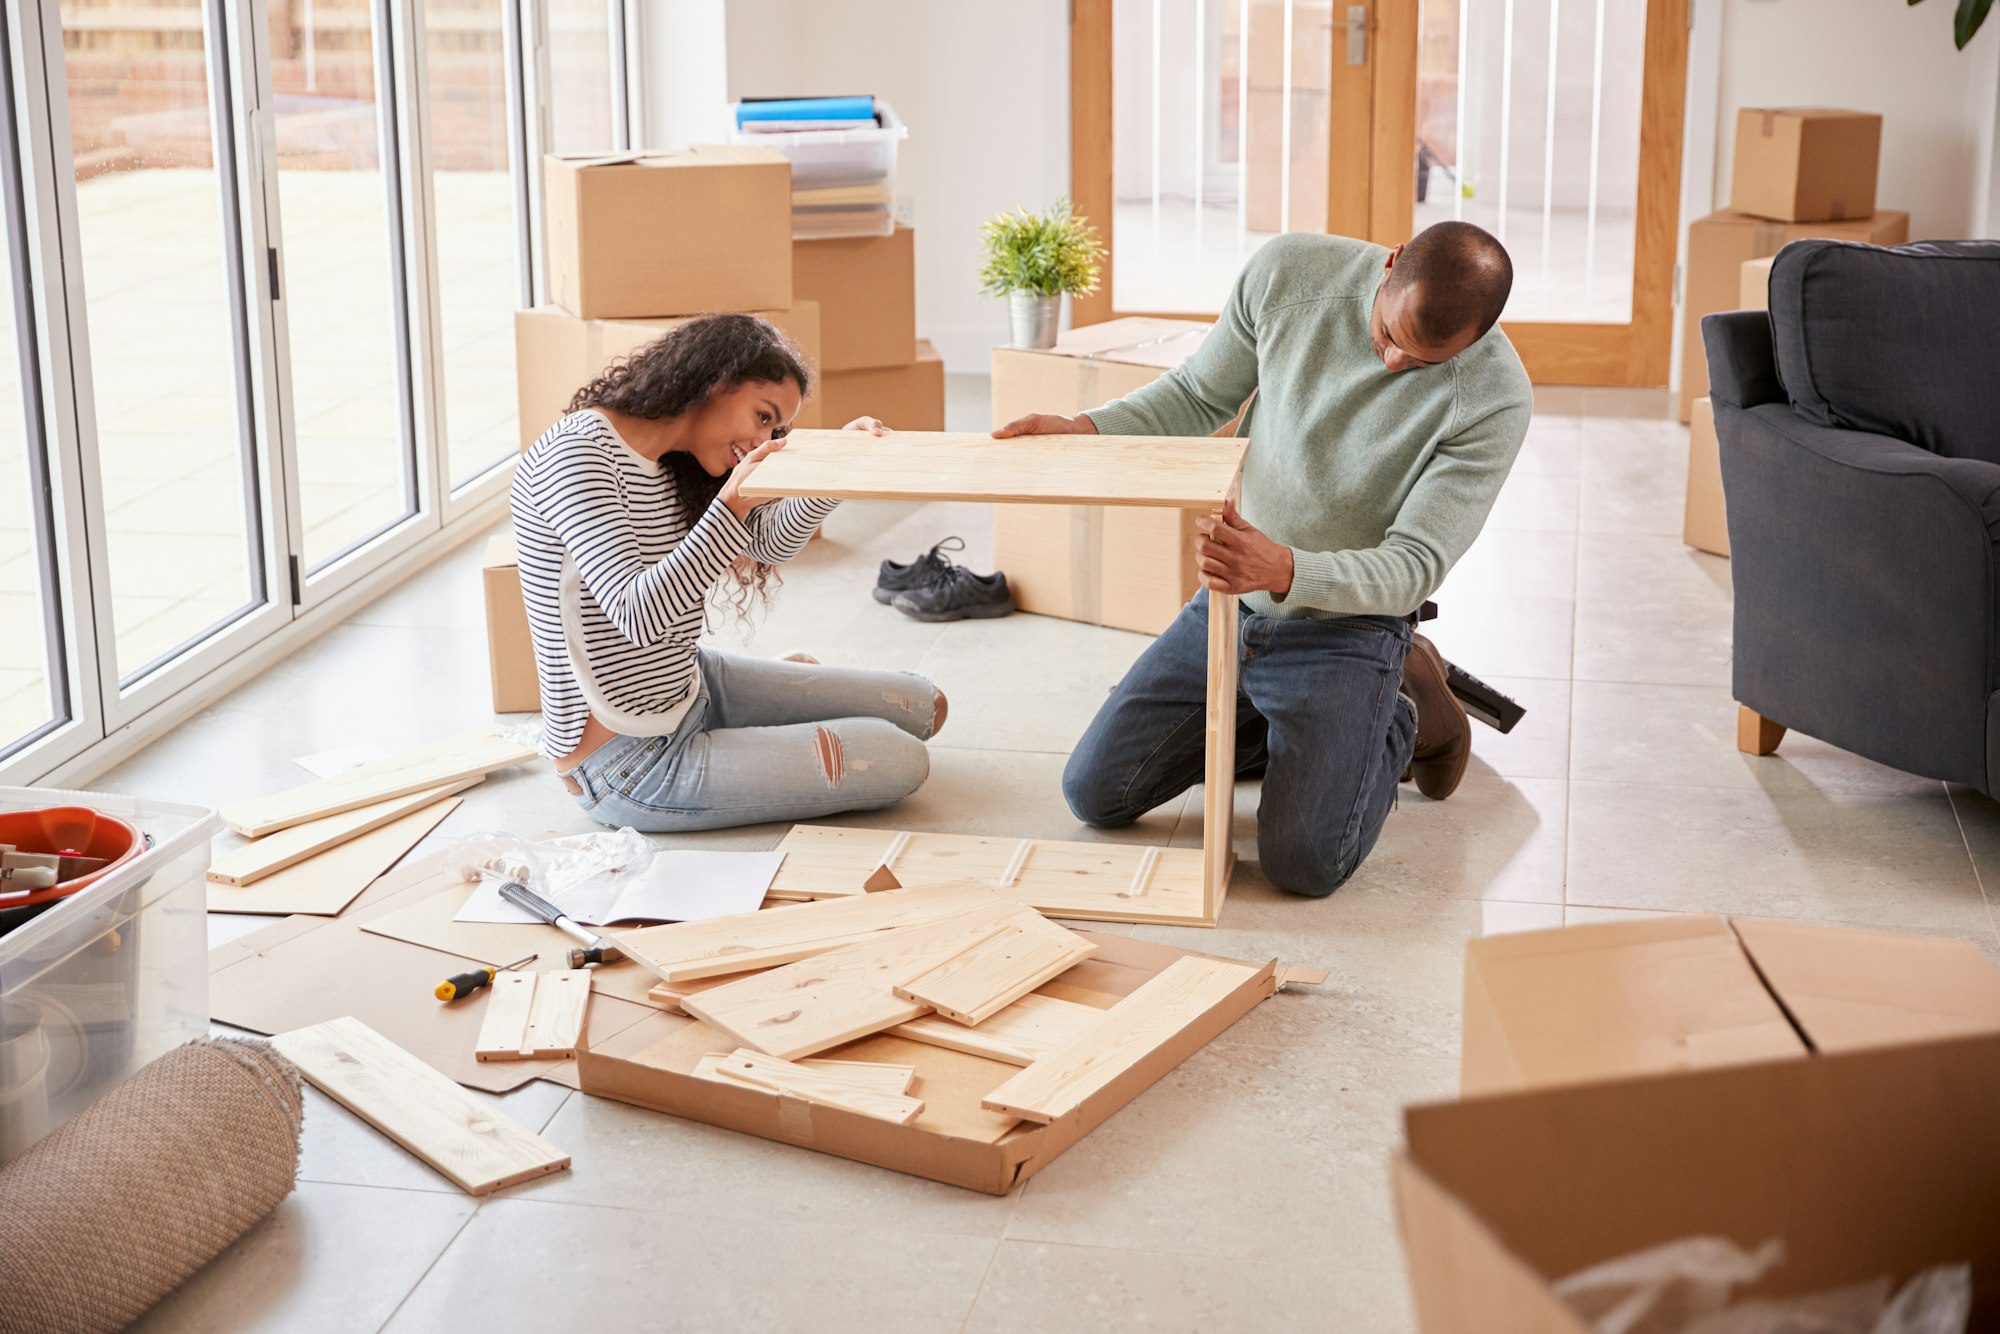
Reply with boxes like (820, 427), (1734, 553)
(498, 878), (626, 968)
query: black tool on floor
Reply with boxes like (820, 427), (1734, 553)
(435, 952), (539, 1002)
(1412, 601), (1526, 734)
(498, 879), (627, 968)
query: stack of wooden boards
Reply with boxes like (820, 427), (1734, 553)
(206, 726), (538, 916)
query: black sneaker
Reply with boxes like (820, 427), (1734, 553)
(873, 537), (965, 605)
(890, 566), (1016, 622)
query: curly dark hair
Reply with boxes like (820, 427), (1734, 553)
(567, 313), (812, 614)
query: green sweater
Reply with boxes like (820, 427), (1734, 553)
(1084, 233), (1533, 620)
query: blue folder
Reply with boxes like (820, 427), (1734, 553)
(735, 96), (875, 127)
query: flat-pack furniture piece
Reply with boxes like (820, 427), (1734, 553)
(741, 429), (1249, 926)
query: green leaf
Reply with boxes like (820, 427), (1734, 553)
(976, 196), (1106, 298)
(1957, 0), (1993, 47)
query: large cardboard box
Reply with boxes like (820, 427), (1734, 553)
(1678, 208), (1908, 422)
(1682, 397), (1728, 558)
(543, 147), (793, 319)
(481, 533), (538, 714)
(1739, 254), (1775, 310)
(817, 340), (944, 431)
(792, 225), (917, 371)
(990, 317), (1236, 636)
(514, 303), (824, 449)
(1730, 107), (1881, 224)
(1395, 915), (2000, 1330)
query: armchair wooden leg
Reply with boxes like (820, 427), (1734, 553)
(1736, 705), (1785, 757)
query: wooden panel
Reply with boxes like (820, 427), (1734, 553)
(207, 778), (480, 886)
(1368, 0), (1419, 244)
(706, 1049), (925, 1124)
(681, 903), (1024, 1060)
(894, 916), (1098, 1026)
(475, 969), (593, 1062)
(206, 794), (465, 917)
(692, 1052), (917, 1098)
(892, 994), (1105, 1067)
(1203, 591), (1240, 920)
(737, 430), (1246, 510)
(270, 1016), (570, 1195)
(1069, 0), (1114, 327)
(221, 726), (538, 837)
(981, 957), (1262, 1123)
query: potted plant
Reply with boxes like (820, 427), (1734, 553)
(978, 197), (1105, 350)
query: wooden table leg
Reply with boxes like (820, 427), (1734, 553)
(1202, 591), (1240, 921)
(1736, 704), (1785, 757)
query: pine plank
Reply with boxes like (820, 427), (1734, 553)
(980, 957), (1261, 1123)
(681, 903), (1023, 1060)
(475, 969), (593, 1062)
(893, 914), (1098, 1025)
(692, 1053), (916, 1097)
(705, 1048), (924, 1124)
(205, 794), (465, 917)
(270, 1016), (570, 1194)
(221, 726), (538, 837)
(737, 429), (1248, 509)
(207, 778), (481, 886)
(891, 994), (1104, 1067)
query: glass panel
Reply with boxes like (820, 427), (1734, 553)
(1415, 0), (1647, 323)
(545, 0), (614, 153)
(425, 0), (523, 488)
(1113, 0), (1335, 314)
(60, 0), (264, 681)
(269, 1), (419, 571)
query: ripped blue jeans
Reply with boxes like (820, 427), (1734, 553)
(566, 648), (939, 833)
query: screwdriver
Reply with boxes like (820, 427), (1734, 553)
(435, 952), (539, 1002)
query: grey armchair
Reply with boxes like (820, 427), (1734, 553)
(1701, 239), (2000, 798)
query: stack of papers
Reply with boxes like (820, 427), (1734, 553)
(454, 849), (784, 927)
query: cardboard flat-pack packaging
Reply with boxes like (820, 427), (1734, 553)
(791, 224), (917, 371)
(1678, 208), (1908, 422)
(543, 147), (793, 319)
(989, 317), (1237, 636)
(1739, 254), (1775, 311)
(481, 533), (537, 714)
(1730, 107), (1881, 224)
(514, 302), (824, 448)
(817, 340), (944, 431)
(579, 934), (1277, 1195)
(1682, 397), (1728, 558)
(1396, 915), (2000, 1330)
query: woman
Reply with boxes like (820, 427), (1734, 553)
(510, 313), (946, 832)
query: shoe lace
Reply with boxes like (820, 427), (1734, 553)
(910, 536), (967, 587)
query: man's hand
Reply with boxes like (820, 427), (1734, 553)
(1195, 500), (1294, 596)
(992, 412), (1098, 439)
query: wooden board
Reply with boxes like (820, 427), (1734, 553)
(980, 957), (1261, 1123)
(270, 1016), (570, 1195)
(692, 1052), (917, 1098)
(894, 914), (1097, 1025)
(474, 969), (593, 1062)
(221, 725), (538, 837)
(737, 429), (1248, 509)
(891, 994), (1105, 1067)
(703, 1048), (924, 1124)
(207, 778), (481, 886)
(768, 826), (1220, 927)
(206, 794), (466, 917)
(1203, 590), (1240, 920)
(681, 902), (1025, 1060)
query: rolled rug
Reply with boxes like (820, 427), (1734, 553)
(0, 1037), (304, 1332)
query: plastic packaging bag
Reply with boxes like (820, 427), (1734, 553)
(446, 828), (652, 901)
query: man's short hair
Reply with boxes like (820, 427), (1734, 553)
(1386, 222), (1514, 344)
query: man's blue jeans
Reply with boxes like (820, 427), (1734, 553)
(1063, 590), (1417, 897)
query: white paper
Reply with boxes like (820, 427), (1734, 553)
(452, 849), (782, 927)
(294, 743), (390, 779)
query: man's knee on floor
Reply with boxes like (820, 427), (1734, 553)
(1258, 832), (1361, 899)
(1061, 753), (1137, 829)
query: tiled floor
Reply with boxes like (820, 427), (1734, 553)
(90, 376), (2000, 1331)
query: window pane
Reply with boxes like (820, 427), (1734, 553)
(546, 0), (614, 153)
(0, 175), (61, 755)
(270, 4), (418, 570)
(426, 0), (523, 488)
(61, 0), (264, 680)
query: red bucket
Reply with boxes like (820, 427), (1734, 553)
(0, 807), (147, 930)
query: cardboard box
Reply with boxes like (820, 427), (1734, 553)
(1678, 208), (1908, 422)
(543, 147), (793, 319)
(578, 934), (1277, 1195)
(990, 317), (1237, 636)
(481, 533), (538, 714)
(1682, 397), (1728, 558)
(514, 303), (824, 449)
(1730, 107), (1881, 224)
(792, 225), (917, 371)
(1739, 254), (1774, 311)
(1245, 88), (1330, 234)
(817, 341), (944, 431)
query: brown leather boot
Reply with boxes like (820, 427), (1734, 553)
(1401, 634), (1471, 800)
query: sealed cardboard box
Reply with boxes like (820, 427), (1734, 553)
(817, 340), (944, 431)
(1678, 208), (1908, 422)
(1739, 254), (1775, 311)
(792, 224), (917, 371)
(1682, 397), (1728, 558)
(1730, 107), (1881, 224)
(514, 303), (823, 448)
(991, 317), (1238, 636)
(543, 147), (793, 319)
(481, 533), (537, 714)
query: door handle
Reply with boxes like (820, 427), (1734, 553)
(1346, 3), (1369, 65)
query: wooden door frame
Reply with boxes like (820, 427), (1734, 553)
(1071, 0), (1689, 387)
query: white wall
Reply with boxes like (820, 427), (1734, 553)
(719, 0), (1072, 373)
(640, 0), (733, 149)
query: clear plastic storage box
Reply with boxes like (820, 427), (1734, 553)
(0, 787), (217, 1164)
(730, 101), (906, 239)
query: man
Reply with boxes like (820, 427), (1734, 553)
(995, 223), (1531, 898)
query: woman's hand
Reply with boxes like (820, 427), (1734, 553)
(992, 412), (1097, 439)
(842, 416), (890, 435)
(718, 437), (786, 520)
